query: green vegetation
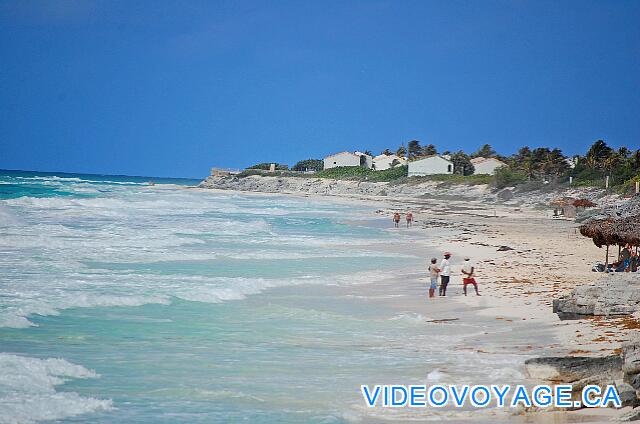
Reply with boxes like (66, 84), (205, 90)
(449, 151), (474, 176)
(569, 142), (640, 191)
(494, 167), (528, 189)
(249, 140), (638, 191)
(313, 165), (408, 182)
(398, 173), (493, 186)
(247, 162), (289, 170)
(292, 159), (323, 172)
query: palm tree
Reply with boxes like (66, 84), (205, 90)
(585, 140), (613, 169)
(407, 140), (422, 159)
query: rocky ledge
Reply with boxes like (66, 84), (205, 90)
(198, 175), (490, 200)
(553, 274), (640, 318)
(525, 334), (640, 420)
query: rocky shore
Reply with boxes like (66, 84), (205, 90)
(554, 274), (640, 318)
(198, 174), (491, 199)
(198, 174), (619, 209)
(525, 333), (640, 420)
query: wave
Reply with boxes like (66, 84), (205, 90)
(0, 354), (112, 424)
(0, 269), (406, 329)
(13, 175), (148, 186)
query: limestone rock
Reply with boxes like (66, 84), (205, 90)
(615, 380), (639, 408)
(619, 406), (640, 421)
(524, 355), (623, 383)
(553, 275), (640, 318)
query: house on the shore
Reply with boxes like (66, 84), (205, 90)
(323, 151), (372, 170)
(372, 154), (407, 171)
(408, 155), (454, 176)
(470, 157), (507, 175)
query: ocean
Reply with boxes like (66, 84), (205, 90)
(0, 170), (530, 423)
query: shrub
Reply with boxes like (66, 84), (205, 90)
(247, 163), (289, 170)
(312, 165), (408, 182)
(494, 167), (527, 189)
(292, 159), (323, 172)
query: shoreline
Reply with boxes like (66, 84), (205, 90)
(193, 182), (635, 422)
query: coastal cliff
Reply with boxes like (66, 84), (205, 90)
(198, 174), (491, 199)
(198, 174), (614, 210)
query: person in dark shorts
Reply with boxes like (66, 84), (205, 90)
(439, 252), (451, 296)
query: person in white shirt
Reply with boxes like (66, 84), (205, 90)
(427, 258), (439, 298)
(461, 256), (481, 296)
(439, 252), (451, 296)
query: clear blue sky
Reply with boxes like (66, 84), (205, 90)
(1, 0), (639, 178)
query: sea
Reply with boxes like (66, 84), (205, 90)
(0, 170), (532, 424)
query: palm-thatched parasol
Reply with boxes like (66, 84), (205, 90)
(580, 214), (640, 267)
(573, 199), (597, 208)
(551, 198), (574, 207)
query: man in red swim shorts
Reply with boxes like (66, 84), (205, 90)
(461, 256), (481, 296)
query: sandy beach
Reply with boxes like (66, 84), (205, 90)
(365, 192), (635, 422)
(195, 181), (639, 422)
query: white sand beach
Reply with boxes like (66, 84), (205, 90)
(195, 178), (638, 422)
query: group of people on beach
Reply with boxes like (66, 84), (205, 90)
(392, 212), (413, 228)
(608, 244), (640, 273)
(390, 212), (481, 298)
(427, 252), (481, 298)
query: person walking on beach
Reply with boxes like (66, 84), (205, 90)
(461, 256), (481, 296)
(427, 258), (439, 298)
(439, 252), (451, 296)
(393, 212), (401, 228)
(406, 212), (413, 228)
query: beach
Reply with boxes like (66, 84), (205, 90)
(0, 171), (633, 423)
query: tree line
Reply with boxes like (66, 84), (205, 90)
(279, 139), (640, 190)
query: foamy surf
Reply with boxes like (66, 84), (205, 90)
(0, 354), (112, 424)
(0, 171), (533, 423)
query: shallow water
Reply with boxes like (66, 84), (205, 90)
(0, 170), (534, 423)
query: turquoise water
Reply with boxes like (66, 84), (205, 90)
(0, 170), (439, 423)
(0, 170), (540, 423)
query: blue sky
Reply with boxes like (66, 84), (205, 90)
(1, 0), (639, 178)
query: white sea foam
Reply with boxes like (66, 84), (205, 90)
(0, 181), (402, 331)
(0, 354), (112, 424)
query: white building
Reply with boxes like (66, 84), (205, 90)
(408, 155), (454, 176)
(470, 157), (507, 175)
(372, 154), (407, 171)
(323, 151), (372, 170)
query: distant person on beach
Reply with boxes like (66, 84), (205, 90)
(427, 258), (440, 298)
(439, 252), (451, 296)
(406, 212), (413, 228)
(621, 244), (631, 271)
(393, 213), (401, 228)
(461, 256), (481, 296)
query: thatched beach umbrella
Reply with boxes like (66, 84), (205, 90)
(615, 215), (640, 247)
(579, 214), (640, 268)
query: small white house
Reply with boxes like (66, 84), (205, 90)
(408, 155), (454, 176)
(323, 151), (372, 170)
(372, 154), (407, 171)
(470, 157), (507, 175)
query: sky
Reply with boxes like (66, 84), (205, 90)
(1, 0), (639, 178)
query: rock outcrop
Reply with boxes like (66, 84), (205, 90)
(525, 333), (640, 417)
(577, 194), (640, 222)
(198, 175), (491, 200)
(553, 274), (640, 318)
(525, 355), (623, 383)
